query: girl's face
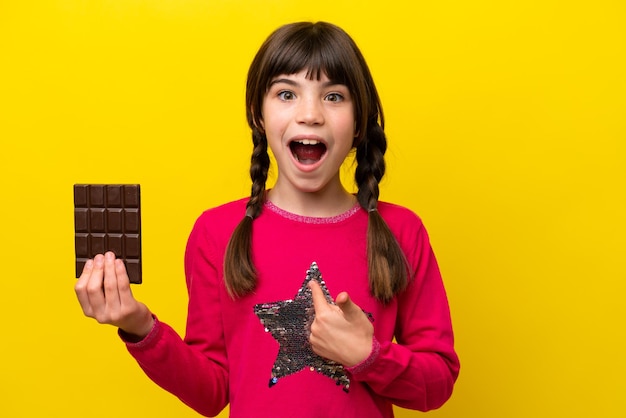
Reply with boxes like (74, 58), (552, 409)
(261, 70), (356, 197)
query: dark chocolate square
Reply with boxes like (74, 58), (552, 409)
(74, 184), (142, 284)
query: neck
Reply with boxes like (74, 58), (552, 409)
(267, 181), (356, 218)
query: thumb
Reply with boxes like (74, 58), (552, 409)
(335, 292), (362, 320)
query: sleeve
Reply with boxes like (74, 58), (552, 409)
(347, 218), (460, 411)
(122, 214), (230, 418)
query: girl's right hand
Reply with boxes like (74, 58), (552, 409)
(75, 251), (154, 340)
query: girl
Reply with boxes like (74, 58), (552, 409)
(75, 21), (459, 417)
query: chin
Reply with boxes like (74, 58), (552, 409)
(290, 179), (330, 194)
(295, 185), (325, 194)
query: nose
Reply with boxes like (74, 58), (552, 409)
(296, 97), (324, 125)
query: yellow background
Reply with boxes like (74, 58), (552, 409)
(1, 0), (624, 417)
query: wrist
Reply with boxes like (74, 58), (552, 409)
(346, 336), (374, 367)
(118, 315), (161, 348)
(120, 309), (154, 341)
(345, 336), (381, 374)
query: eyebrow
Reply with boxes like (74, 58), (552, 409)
(268, 78), (346, 89)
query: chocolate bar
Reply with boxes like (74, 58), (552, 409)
(74, 184), (142, 284)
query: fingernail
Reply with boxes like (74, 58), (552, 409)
(105, 251), (114, 260)
(95, 254), (104, 266)
(85, 259), (93, 269)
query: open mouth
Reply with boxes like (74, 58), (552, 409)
(289, 139), (327, 165)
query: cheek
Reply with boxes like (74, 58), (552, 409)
(263, 117), (284, 142)
(338, 112), (357, 142)
(262, 105), (287, 133)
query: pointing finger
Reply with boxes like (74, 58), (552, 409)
(309, 280), (332, 313)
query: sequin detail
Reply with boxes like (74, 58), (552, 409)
(253, 262), (351, 392)
(264, 201), (361, 224)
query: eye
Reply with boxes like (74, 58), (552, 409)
(325, 92), (344, 102)
(277, 90), (296, 101)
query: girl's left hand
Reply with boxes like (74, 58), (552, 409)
(308, 281), (374, 367)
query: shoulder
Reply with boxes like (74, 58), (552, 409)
(200, 197), (248, 220)
(190, 197), (248, 240)
(377, 201), (424, 230)
(377, 201), (431, 252)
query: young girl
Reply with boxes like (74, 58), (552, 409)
(75, 21), (459, 417)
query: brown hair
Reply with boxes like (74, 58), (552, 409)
(224, 21), (408, 302)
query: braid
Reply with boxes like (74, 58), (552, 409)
(247, 128), (270, 217)
(224, 127), (270, 298)
(355, 122), (408, 303)
(355, 123), (386, 211)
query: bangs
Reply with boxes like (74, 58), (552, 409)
(263, 29), (354, 88)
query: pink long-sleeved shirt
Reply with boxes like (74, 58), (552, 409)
(123, 198), (459, 417)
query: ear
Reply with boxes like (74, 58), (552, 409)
(353, 118), (362, 144)
(352, 126), (363, 147)
(250, 106), (265, 132)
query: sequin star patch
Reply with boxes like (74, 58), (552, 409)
(253, 262), (350, 392)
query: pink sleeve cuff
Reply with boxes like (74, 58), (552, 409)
(345, 336), (381, 375)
